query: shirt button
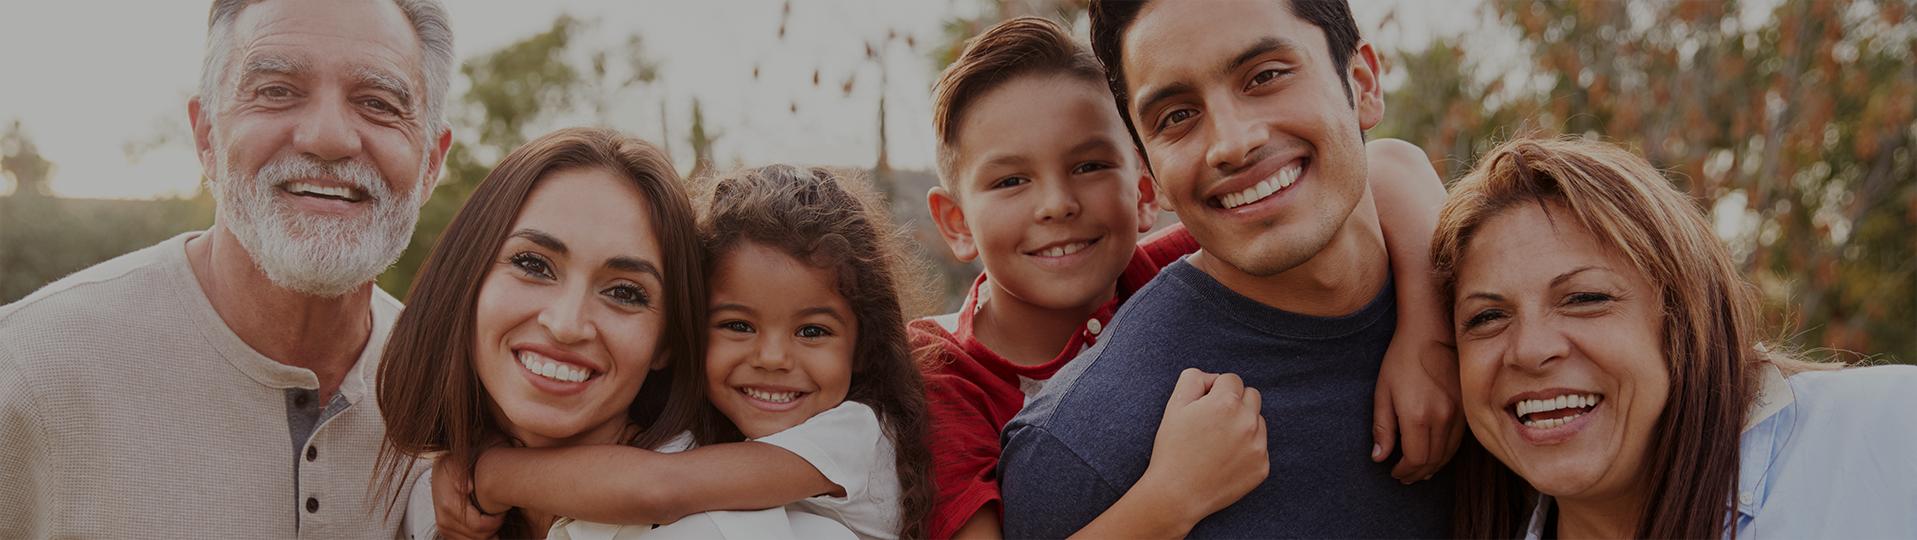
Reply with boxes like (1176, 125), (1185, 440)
(294, 392), (312, 408)
(306, 497), (319, 513)
(1738, 491), (1754, 506)
(1086, 318), (1103, 336)
(305, 446), (318, 462)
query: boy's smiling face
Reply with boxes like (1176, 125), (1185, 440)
(932, 74), (1158, 313)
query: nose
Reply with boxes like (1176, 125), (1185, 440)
(1504, 316), (1570, 374)
(290, 92), (365, 162)
(747, 336), (793, 371)
(1033, 174), (1081, 223)
(1203, 98), (1271, 174)
(537, 288), (598, 345)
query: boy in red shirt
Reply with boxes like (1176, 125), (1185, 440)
(914, 17), (1460, 539)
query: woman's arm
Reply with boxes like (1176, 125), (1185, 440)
(1365, 138), (1464, 483)
(472, 440), (838, 525)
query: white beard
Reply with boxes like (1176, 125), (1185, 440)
(210, 148), (425, 297)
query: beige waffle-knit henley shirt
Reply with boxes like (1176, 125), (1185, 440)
(0, 231), (418, 538)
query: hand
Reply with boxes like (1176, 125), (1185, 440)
(1140, 368), (1269, 524)
(1373, 335), (1463, 483)
(432, 452), (505, 540)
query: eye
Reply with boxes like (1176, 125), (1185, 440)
(257, 85), (295, 99)
(359, 97), (399, 115)
(1565, 292), (1614, 305)
(602, 283), (651, 307)
(718, 320), (755, 334)
(1247, 67), (1292, 89)
(1156, 108), (1196, 131)
(508, 252), (554, 279)
(1462, 308), (1508, 330)
(796, 324), (834, 339)
(991, 176), (1030, 190)
(1071, 161), (1115, 175)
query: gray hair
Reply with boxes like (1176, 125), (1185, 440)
(198, 0), (454, 137)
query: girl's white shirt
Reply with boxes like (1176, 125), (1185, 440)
(404, 400), (899, 540)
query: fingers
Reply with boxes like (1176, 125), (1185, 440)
(1168, 368), (1211, 406)
(1371, 389), (1396, 464)
(1207, 373), (1246, 402)
(1392, 405), (1434, 483)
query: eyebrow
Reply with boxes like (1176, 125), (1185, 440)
(1459, 266), (1611, 304)
(510, 229), (567, 254)
(352, 65), (416, 106)
(1550, 266), (1604, 288)
(1130, 81), (1195, 127)
(605, 256), (663, 282)
(1066, 135), (1124, 157)
(1223, 37), (1300, 77)
(238, 54), (308, 85)
(798, 306), (850, 325)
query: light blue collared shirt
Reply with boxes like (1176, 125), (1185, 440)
(1526, 363), (1917, 539)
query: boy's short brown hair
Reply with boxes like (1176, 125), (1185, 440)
(932, 16), (1107, 190)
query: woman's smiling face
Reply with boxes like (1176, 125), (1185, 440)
(1453, 202), (1670, 504)
(471, 166), (670, 448)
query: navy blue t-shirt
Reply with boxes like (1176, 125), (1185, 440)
(999, 258), (1452, 538)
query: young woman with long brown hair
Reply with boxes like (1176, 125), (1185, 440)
(424, 164), (934, 539)
(380, 128), (877, 539)
(1433, 137), (1917, 539)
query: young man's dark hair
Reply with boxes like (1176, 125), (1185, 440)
(1088, 0), (1361, 154)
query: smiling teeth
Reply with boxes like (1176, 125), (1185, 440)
(284, 181), (362, 201)
(1036, 241), (1091, 258)
(742, 387), (801, 403)
(1221, 164), (1301, 210)
(518, 351), (590, 383)
(1516, 393), (1602, 429)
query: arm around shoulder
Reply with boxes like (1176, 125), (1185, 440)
(476, 439), (838, 525)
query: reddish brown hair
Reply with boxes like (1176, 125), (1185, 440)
(1432, 137), (1829, 538)
(375, 128), (714, 528)
(696, 165), (935, 539)
(931, 16), (1106, 189)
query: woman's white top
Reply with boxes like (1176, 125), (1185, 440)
(404, 400), (900, 540)
(1524, 363), (1917, 539)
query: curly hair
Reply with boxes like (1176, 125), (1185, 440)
(695, 165), (935, 539)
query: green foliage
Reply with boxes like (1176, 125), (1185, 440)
(378, 15), (664, 298)
(1377, 0), (1917, 360)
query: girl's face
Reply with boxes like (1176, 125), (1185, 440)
(1452, 202), (1669, 506)
(704, 241), (857, 438)
(472, 167), (670, 448)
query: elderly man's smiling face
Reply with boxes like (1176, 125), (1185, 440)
(190, 0), (448, 296)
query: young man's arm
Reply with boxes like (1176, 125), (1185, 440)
(1364, 138), (1464, 483)
(984, 370), (1267, 540)
(456, 440), (840, 526)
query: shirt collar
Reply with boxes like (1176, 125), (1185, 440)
(1523, 363), (1799, 535)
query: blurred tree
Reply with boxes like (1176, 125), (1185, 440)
(378, 15), (666, 297)
(1375, 0), (1916, 360)
(2, 120), (53, 198)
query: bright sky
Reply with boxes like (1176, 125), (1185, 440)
(1, 0), (1485, 200)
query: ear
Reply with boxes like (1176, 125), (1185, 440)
(1139, 148), (1177, 213)
(927, 186), (979, 262)
(1134, 167), (1160, 232)
(189, 97), (216, 174)
(1349, 40), (1385, 131)
(418, 127), (453, 206)
(650, 351), (671, 371)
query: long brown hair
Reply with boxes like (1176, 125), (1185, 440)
(696, 165), (935, 539)
(375, 127), (714, 524)
(1432, 137), (1825, 538)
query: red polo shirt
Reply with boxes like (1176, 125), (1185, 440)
(912, 224), (1197, 538)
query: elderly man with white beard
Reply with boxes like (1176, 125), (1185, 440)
(0, 0), (453, 537)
